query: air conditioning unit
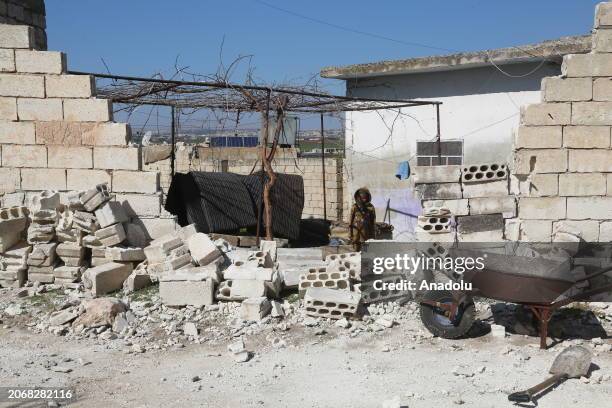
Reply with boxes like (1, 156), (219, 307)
(260, 115), (299, 147)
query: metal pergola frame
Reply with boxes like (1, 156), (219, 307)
(71, 70), (443, 240)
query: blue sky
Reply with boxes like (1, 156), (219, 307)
(46, 0), (601, 130)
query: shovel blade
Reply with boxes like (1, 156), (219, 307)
(549, 345), (592, 378)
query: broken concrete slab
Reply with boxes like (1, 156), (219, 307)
(123, 271), (153, 293)
(29, 190), (60, 212)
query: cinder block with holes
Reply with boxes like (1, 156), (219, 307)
(298, 269), (350, 297)
(303, 287), (360, 319)
(461, 163), (508, 183)
(417, 215), (452, 233)
(326, 259), (360, 281)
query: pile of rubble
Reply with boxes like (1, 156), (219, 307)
(0, 185), (370, 345)
(0, 186), (150, 291)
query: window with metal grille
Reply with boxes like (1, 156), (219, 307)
(416, 140), (463, 166)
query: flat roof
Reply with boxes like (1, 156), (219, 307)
(320, 35), (591, 79)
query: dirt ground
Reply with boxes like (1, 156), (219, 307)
(1, 308), (610, 408)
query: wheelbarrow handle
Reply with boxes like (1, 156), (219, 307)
(508, 373), (567, 403)
(574, 265), (612, 283)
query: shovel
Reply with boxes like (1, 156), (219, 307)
(508, 345), (592, 403)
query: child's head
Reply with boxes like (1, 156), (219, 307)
(354, 187), (371, 204)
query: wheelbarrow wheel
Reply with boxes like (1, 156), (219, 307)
(419, 290), (475, 339)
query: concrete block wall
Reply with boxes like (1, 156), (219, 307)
(143, 146), (345, 221)
(0, 22), (172, 239)
(0, 1), (46, 50)
(413, 163), (514, 243)
(510, 1), (612, 242)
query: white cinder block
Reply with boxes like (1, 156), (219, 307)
(520, 220), (552, 242)
(2, 144), (46, 167)
(515, 126), (562, 149)
(422, 199), (469, 216)
(412, 165), (461, 184)
(63, 98), (112, 122)
(462, 179), (508, 198)
(553, 220), (600, 242)
(595, 2), (612, 27)
(519, 197), (566, 220)
(112, 170), (159, 193)
(95, 201), (129, 228)
(569, 149), (612, 172)
(45, 74), (94, 98)
(81, 123), (130, 146)
(0, 73), (44, 97)
(541, 77), (592, 102)
(17, 97), (63, 121)
(0, 25), (34, 49)
(520, 103), (571, 126)
(468, 196), (516, 217)
(513, 149), (567, 174)
(558, 173), (606, 196)
(572, 101), (612, 125)
(15, 50), (65, 74)
(0, 121), (34, 143)
(187, 233), (221, 266)
(93, 147), (140, 170)
(0, 167), (21, 193)
(563, 125), (610, 148)
(21, 168), (66, 190)
(562, 53), (612, 77)
(47, 146), (93, 169)
(66, 169), (111, 191)
(116, 193), (161, 217)
(567, 197), (612, 220)
(0, 49), (15, 72)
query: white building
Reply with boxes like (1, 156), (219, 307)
(321, 35), (590, 239)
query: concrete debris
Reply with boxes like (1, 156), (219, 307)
(240, 297), (271, 321)
(183, 322), (199, 337)
(123, 268), (153, 293)
(227, 338), (251, 363)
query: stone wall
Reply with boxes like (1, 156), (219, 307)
(142, 145), (346, 222)
(413, 2), (612, 244)
(0, 23), (170, 238)
(510, 1), (612, 242)
(0, 0), (45, 50)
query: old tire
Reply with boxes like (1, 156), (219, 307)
(419, 290), (475, 339)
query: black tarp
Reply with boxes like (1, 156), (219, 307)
(165, 171), (304, 239)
